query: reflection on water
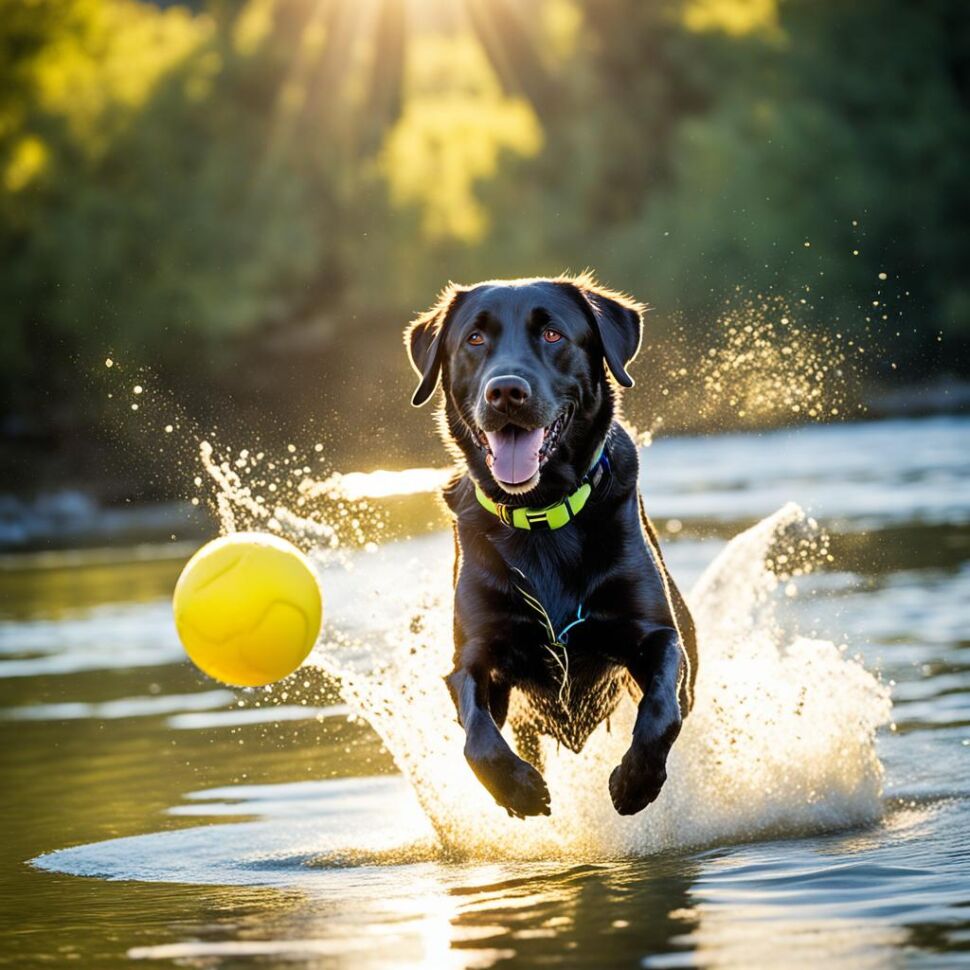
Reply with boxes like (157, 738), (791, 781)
(2, 417), (969, 968)
(319, 466), (454, 501)
(31, 777), (969, 970)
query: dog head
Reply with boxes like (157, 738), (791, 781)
(405, 274), (645, 503)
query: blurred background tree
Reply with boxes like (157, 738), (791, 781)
(1, 0), (967, 493)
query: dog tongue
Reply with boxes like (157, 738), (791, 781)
(485, 426), (545, 485)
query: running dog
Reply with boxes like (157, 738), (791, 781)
(405, 274), (697, 817)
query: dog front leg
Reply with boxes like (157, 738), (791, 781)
(446, 644), (550, 818)
(609, 627), (685, 816)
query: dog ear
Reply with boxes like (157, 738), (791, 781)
(563, 275), (646, 388)
(405, 284), (467, 407)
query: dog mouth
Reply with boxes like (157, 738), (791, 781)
(476, 411), (569, 489)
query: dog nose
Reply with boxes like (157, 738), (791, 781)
(484, 375), (531, 413)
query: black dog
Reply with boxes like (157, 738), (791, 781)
(406, 274), (697, 818)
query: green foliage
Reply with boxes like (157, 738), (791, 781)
(1, 0), (967, 455)
(525, 0), (970, 372)
(0, 1), (332, 394)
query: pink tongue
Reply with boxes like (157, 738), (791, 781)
(485, 426), (545, 485)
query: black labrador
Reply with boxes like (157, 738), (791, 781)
(405, 274), (697, 818)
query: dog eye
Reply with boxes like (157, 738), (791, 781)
(467, 331), (484, 346)
(542, 328), (563, 343)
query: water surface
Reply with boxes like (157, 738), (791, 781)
(2, 417), (968, 968)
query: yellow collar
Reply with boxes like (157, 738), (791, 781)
(473, 445), (608, 530)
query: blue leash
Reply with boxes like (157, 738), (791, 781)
(556, 603), (588, 644)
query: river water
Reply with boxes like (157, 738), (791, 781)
(2, 416), (968, 968)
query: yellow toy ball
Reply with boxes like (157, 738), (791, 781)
(172, 532), (323, 687)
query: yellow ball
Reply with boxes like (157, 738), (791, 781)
(172, 532), (323, 687)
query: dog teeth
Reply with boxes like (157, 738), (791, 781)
(538, 414), (566, 464)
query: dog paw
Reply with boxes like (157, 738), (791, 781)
(466, 745), (551, 818)
(608, 745), (668, 816)
(502, 757), (552, 818)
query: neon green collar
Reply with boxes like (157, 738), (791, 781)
(473, 445), (607, 530)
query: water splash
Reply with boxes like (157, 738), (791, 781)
(197, 439), (391, 559)
(323, 504), (889, 859)
(635, 294), (871, 437)
(202, 435), (891, 859)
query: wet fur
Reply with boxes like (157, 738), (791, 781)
(406, 274), (697, 818)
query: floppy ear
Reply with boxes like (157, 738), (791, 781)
(564, 275), (646, 387)
(404, 284), (467, 407)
